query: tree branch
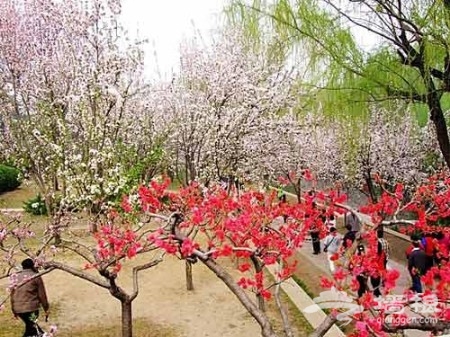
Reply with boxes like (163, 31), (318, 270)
(130, 253), (164, 301)
(308, 313), (338, 337)
(383, 320), (450, 333)
(43, 260), (109, 289)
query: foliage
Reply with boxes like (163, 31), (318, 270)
(23, 194), (47, 216)
(229, 0), (450, 169)
(123, 145), (166, 190)
(0, 164), (21, 193)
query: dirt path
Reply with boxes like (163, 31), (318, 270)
(2, 255), (263, 337)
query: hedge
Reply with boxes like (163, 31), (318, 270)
(0, 164), (21, 193)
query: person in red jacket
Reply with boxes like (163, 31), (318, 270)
(422, 232), (435, 273)
(406, 234), (424, 259)
(435, 231), (450, 266)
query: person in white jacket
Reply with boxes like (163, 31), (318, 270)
(323, 227), (342, 273)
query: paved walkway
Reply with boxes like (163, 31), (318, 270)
(0, 208), (24, 213)
(298, 241), (425, 337)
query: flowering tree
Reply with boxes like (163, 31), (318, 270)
(0, 0), (161, 219)
(121, 178), (348, 337)
(0, 180), (174, 337)
(4, 173), (450, 336)
(128, 174), (450, 336)
(339, 108), (440, 201)
(152, 30), (295, 186)
(244, 112), (343, 201)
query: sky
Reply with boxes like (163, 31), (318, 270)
(120, 0), (227, 81)
(119, 1), (381, 82)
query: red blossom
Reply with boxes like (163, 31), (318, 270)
(121, 196), (132, 213)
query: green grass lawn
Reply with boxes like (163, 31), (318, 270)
(0, 181), (39, 209)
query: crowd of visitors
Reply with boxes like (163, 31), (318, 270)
(308, 207), (393, 299)
(278, 186), (450, 298)
(310, 207), (450, 297)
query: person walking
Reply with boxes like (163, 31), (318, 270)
(342, 224), (357, 250)
(349, 244), (383, 298)
(434, 231), (450, 266)
(350, 244), (368, 298)
(421, 232), (435, 273)
(408, 241), (428, 293)
(327, 214), (337, 230)
(10, 258), (50, 337)
(406, 234), (424, 259)
(310, 220), (321, 255)
(377, 230), (390, 269)
(322, 227), (342, 273)
(345, 211), (361, 233)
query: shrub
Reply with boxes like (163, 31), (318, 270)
(23, 194), (47, 215)
(0, 164), (21, 193)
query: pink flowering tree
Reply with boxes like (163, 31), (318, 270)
(0, 0), (161, 224)
(152, 30), (295, 186)
(122, 177), (351, 337)
(4, 173), (450, 336)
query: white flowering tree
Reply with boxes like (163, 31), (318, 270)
(153, 30), (295, 186)
(339, 108), (440, 201)
(0, 0), (161, 220)
(243, 111), (343, 201)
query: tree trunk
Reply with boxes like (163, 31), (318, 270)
(250, 255), (265, 312)
(256, 292), (266, 313)
(295, 178), (302, 203)
(185, 260), (194, 291)
(200, 258), (279, 337)
(308, 313), (337, 337)
(364, 173), (377, 203)
(121, 300), (133, 337)
(422, 69), (450, 170)
(53, 175), (59, 191)
(429, 99), (450, 170)
(89, 203), (101, 233)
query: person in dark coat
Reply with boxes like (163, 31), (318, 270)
(342, 224), (357, 250)
(11, 258), (50, 337)
(408, 241), (428, 293)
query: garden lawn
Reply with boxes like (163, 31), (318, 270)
(0, 181), (39, 209)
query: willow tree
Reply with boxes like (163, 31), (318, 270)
(229, 0), (450, 168)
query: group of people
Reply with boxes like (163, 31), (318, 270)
(311, 208), (450, 297)
(310, 210), (392, 299)
(405, 231), (450, 293)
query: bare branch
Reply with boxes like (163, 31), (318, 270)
(308, 313), (338, 337)
(43, 260), (109, 289)
(130, 253), (165, 301)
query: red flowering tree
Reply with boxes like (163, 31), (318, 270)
(315, 172), (450, 336)
(132, 175), (450, 336)
(0, 180), (174, 337)
(4, 174), (450, 336)
(121, 178), (347, 337)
